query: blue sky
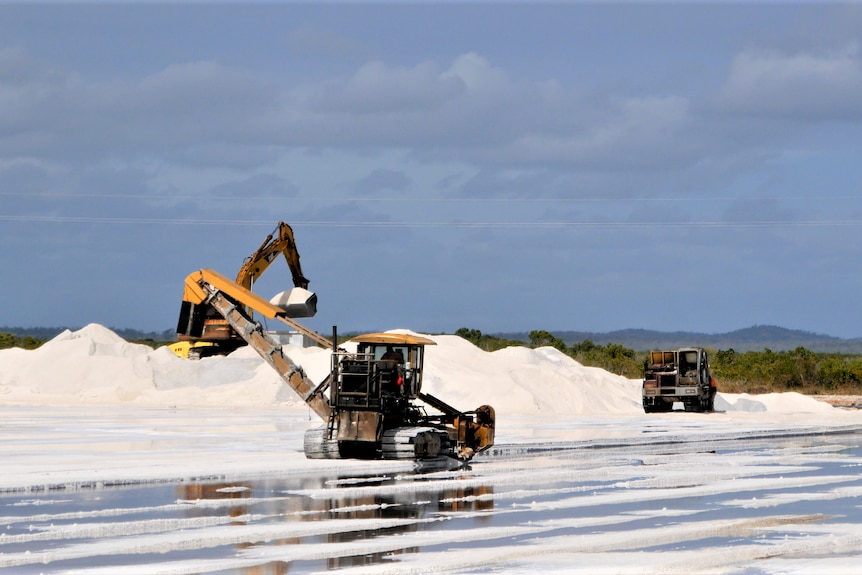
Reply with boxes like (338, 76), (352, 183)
(2, 2), (862, 338)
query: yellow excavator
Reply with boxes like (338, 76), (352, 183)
(174, 226), (495, 462)
(173, 222), (327, 358)
(236, 220), (309, 293)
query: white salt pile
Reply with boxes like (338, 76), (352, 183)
(0, 324), (837, 416)
(420, 333), (642, 414)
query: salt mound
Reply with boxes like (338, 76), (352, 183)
(719, 391), (835, 414)
(0, 323), (158, 403)
(0, 324), (839, 416)
(422, 334), (642, 415)
(0, 324), (327, 408)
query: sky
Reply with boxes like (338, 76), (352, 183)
(2, 2), (862, 339)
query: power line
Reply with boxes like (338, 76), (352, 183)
(1, 214), (860, 228)
(1, 192), (860, 203)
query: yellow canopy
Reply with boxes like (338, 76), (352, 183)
(349, 333), (437, 346)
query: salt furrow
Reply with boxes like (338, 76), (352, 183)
(54, 523), (550, 575)
(0, 498), (273, 526)
(0, 513), (255, 545)
(266, 516), (862, 575)
(721, 484), (862, 509)
(1, 515), (447, 568)
(315, 514), (846, 575)
(510, 474), (857, 513)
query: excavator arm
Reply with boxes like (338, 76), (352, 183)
(236, 221), (309, 291)
(179, 268), (331, 421)
(175, 222), (324, 355)
(419, 392), (496, 460)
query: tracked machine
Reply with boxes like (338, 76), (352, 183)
(175, 227), (495, 462)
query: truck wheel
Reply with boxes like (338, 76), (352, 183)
(644, 400), (671, 413)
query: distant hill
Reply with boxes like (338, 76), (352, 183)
(493, 325), (862, 354)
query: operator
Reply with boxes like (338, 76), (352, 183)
(381, 345), (404, 364)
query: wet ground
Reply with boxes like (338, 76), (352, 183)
(3, 413), (862, 574)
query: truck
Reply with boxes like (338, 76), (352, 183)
(175, 238), (495, 462)
(642, 347), (716, 413)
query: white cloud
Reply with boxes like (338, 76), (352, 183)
(313, 59), (465, 114)
(442, 52), (509, 95)
(719, 43), (862, 120)
(310, 52), (510, 116)
(0, 46), (82, 133)
(499, 95), (692, 170)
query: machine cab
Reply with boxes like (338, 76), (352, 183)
(331, 333), (435, 411)
(678, 347), (710, 387)
(353, 333), (433, 399)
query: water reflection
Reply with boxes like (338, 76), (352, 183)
(179, 481), (253, 524)
(175, 467), (494, 573)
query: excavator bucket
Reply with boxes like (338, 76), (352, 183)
(269, 288), (318, 318)
(455, 405), (495, 460)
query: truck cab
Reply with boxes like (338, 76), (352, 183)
(642, 347), (716, 413)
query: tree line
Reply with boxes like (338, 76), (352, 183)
(712, 347), (862, 395)
(454, 328), (862, 395)
(455, 327), (642, 376)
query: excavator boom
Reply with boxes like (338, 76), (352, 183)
(236, 221), (309, 291)
(180, 269), (331, 421)
(175, 222), (321, 356)
(183, 269), (289, 319)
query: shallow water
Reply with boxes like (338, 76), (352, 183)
(3, 430), (862, 574)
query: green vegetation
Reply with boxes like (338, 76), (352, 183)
(711, 347), (862, 395)
(0, 332), (44, 350)
(0, 332), (172, 351)
(455, 327), (643, 377)
(454, 327), (862, 396)
(453, 328), (524, 351)
(570, 339), (642, 377)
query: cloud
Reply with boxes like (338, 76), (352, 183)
(719, 43), (862, 120)
(497, 95), (693, 170)
(1, 36), (857, 224)
(0, 46), (82, 145)
(0, 48), (274, 165)
(313, 59), (465, 114)
(443, 52), (509, 95)
(355, 168), (412, 195)
(283, 52), (527, 156)
(0, 44), (772, 186)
